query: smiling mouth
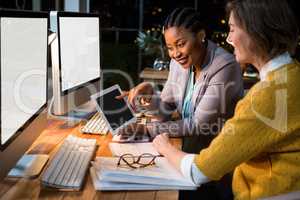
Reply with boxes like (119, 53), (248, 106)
(176, 57), (188, 65)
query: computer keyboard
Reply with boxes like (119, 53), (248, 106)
(81, 112), (109, 135)
(41, 135), (97, 190)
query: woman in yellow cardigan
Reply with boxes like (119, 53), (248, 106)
(153, 0), (300, 199)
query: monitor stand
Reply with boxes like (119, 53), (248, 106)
(7, 154), (49, 179)
(67, 100), (97, 120)
(49, 99), (97, 124)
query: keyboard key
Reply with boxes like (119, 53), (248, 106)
(81, 112), (109, 135)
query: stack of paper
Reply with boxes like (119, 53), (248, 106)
(90, 157), (197, 191)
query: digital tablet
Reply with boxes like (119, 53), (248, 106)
(90, 84), (136, 136)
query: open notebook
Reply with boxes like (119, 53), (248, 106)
(90, 157), (197, 191)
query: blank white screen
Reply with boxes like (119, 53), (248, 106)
(0, 18), (47, 145)
(59, 17), (100, 92)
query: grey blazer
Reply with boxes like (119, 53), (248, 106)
(148, 40), (244, 153)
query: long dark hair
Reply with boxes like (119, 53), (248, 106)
(226, 0), (299, 58)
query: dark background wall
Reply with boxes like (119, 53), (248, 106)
(1, 0), (299, 89)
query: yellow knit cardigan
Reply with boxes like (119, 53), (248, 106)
(195, 61), (300, 200)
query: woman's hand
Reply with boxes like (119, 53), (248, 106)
(153, 133), (187, 172)
(152, 133), (173, 155)
(115, 82), (154, 111)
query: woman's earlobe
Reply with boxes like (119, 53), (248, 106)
(197, 30), (206, 44)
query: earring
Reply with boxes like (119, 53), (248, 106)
(202, 38), (205, 43)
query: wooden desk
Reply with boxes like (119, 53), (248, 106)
(0, 119), (180, 200)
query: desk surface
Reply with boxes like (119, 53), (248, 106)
(0, 119), (180, 200)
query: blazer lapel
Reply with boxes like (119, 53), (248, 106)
(190, 41), (217, 112)
(191, 72), (208, 111)
(176, 66), (189, 113)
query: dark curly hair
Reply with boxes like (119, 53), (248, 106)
(163, 7), (207, 36)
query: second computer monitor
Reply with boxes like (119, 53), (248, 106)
(50, 11), (101, 116)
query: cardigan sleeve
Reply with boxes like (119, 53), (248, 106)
(194, 81), (291, 180)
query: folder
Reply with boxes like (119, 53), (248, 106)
(90, 157), (197, 191)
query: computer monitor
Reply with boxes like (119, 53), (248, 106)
(0, 9), (48, 180)
(49, 11), (101, 117)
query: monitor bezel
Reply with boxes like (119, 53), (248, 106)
(56, 11), (101, 96)
(0, 9), (49, 151)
